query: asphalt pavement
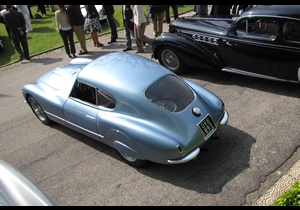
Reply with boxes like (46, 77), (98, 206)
(0, 10), (300, 206)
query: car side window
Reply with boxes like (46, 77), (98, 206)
(235, 18), (278, 41)
(97, 89), (116, 109)
(71, 81), (96, 105)
(283, 21), (300, 43)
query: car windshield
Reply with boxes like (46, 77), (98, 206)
(145, 75), (195, 113)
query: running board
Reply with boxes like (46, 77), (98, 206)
(222, 67), (299, 84)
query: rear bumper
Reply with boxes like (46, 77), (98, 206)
(220, 109), (229, 126)
(167, 147), (200, 164)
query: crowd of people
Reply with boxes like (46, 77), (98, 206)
(0, 5), (251, 62)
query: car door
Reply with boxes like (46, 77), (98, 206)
(277, 19), (300, 81)
(63, 81), (101, 140)
(222, 17), (279, 78)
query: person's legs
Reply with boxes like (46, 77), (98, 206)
(73, 24), (87, 52)
(157, 12), (164, 36)
(13, 40), (25, 59)
(123, 19), (132, 50)
(23, 13), (32, 31)
(139, 23), (153, 45)
(171, 5), (178, 20)
(106, 14), (117, 42)
(20, 34), (30, 59)
(134, 24), (143, 53)
(66, 29), (75, 55)
(152, 13), (158, 37)
(59, 29), (70, 55)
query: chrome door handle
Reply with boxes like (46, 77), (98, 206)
(85, 115), (95, 120)
(223, 39), (232, 46)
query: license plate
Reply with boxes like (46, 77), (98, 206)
(197, 115), (216, 140)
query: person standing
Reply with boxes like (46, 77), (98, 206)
(103, 5), (118, 44)
(194, 5), (208, 16)
(37, 5), (46, 16)
(84, 5), (103, 47)
(55, 5), (76, 58)
(3, 5), (30, 61)
(132, 5), (153, 53)
(165, 5), (178, 26)
(122, 5), (134, 51)
(14, 5), (32, 32)
(151, 5), (165, 37)
(67, 5), (88, 55)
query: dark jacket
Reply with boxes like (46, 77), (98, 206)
(67, 5), (84, 26)
(85, 5), (99, 19)
(123, 5), (133, 30)
(3, 9), (26, 40)
(103, 5), (114, 16)
(151, 5), (166, 14)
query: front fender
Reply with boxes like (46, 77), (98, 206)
(152, 32), (224, 70)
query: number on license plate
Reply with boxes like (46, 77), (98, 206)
(198, 115), (216, 139)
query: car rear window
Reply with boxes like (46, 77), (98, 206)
(145, 75), (195, 113)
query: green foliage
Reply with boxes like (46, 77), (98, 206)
(270, 180), (300, 206)
(0, 5), (193, 67)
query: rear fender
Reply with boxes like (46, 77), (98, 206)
(104, 129), (145, 160)
(153, 32), (224, 70)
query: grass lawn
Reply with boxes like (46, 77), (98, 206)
(0, 5), (193, 67)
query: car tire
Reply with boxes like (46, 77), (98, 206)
(27, 96), (53, 125)
(158, 46), (185, 74)
(117, 151), (147, 167)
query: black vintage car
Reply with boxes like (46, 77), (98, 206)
(152, 5), (300, 83)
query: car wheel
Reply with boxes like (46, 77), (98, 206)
(158, 46), (185, 74)
(118, 151), (147, 167)
(27, 96), (52, 125)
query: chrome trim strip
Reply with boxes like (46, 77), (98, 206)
(223, 37), (278, 49)
(222, 67), (299, 83)
(44, 111), (104, 138)
(177, 29), (219, 45)
(242, 15), (300, 22)
(44, 111), (65, 122)
(167, 147), (200, 164)
(66, 120), (104, 138)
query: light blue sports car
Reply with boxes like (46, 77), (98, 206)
(22, 52), (229, 167)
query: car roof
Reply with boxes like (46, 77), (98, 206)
(241, 5), (300, 19)
(77, 52), (170, 96)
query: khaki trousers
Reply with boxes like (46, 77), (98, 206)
(152, 12), (164, 37)
(73, 24), (87, 53)
(134, 22), (153, 53)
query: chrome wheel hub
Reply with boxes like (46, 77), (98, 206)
(161, 50), (179, 70)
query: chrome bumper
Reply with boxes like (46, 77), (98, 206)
(220, 109), (229, 126)
(167, 147), (200, 164)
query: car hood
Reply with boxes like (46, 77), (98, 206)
(170, 16), (233, 36)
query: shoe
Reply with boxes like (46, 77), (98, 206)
(97, 43), (104, 47)
(123, 47), (132, 52)
(79, 50), (88, 55)
(72, 54), (77, 58)
(135, 50), (144, 54)
(18, 57), (24, 62)
(107, 40), (116, 44)
(68, 54), (72, 58)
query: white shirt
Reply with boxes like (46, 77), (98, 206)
(132, 5), (146, 26)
